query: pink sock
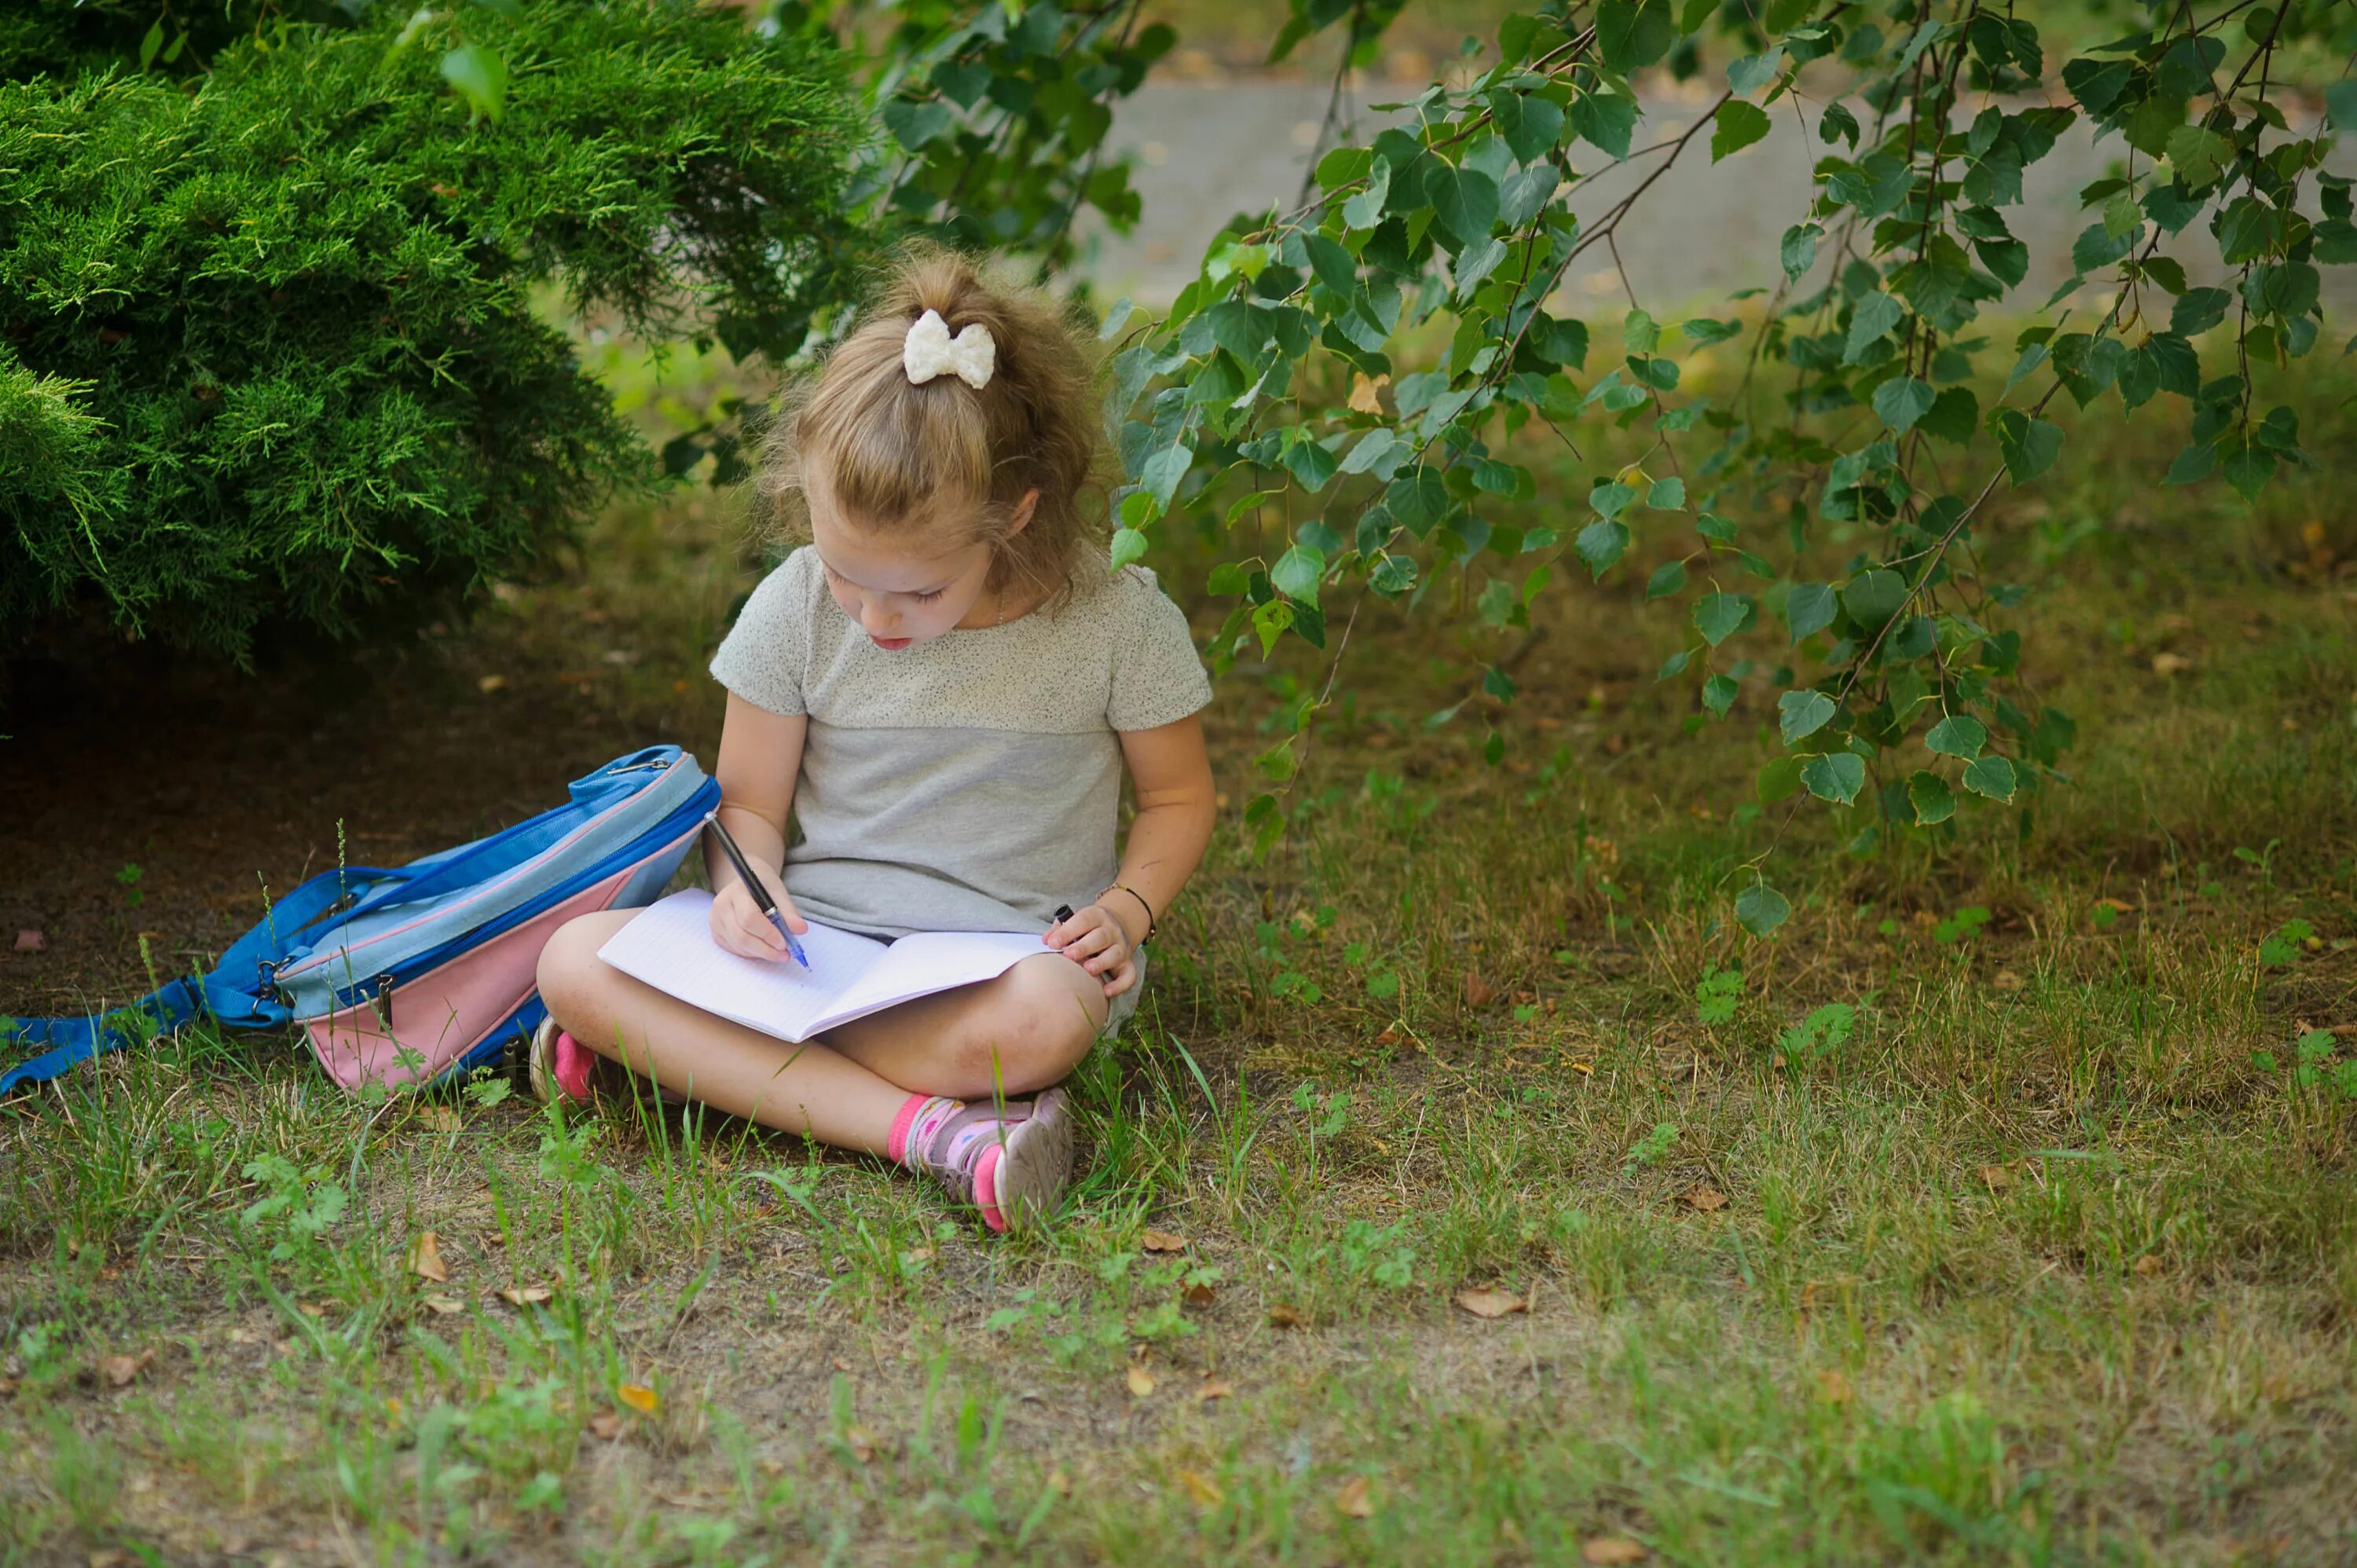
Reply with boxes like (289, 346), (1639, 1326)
(888, 1093), (966, 1167)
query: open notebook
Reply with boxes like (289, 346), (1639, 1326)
(594, 889), (1051, 1042)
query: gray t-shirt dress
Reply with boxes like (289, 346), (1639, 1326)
(709, 546), (1211, 1029)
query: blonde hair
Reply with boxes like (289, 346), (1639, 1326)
(755, 246), (1108, 606)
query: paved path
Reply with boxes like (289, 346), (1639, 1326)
(1079, 78), (2355, 313)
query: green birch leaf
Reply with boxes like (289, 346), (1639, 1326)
(1270, 544), (1323, 604)
(1711, 100), (1772, 162)
(882, 97), (953, 150)
(1736, 881), (1792, 938)
(1138, 445), (1192, 508)
(1647, 559), (1687, 599)
(1570, 91), (1639, 159)
(1963, 755), (2018, 801)
(1996, 413), (2063, 482)
(1871, 376), (1936, 434)
(1784, 582), (1838, 641)
(1694, 592), (1754, 646)
(1424, 163), (1500, 246)
(1908, 771), (1957, 825)
(1801, 752), (1866, 806)
(1576, 518), (1631, 577)
(1596, 0), (1675, 72)
(1844, 292), (1904, 364)
(1780, 222), (1822, 281)
(1303, 233), (1358, 297)
(1779, 689), (1836, 745)
(1842, 569), (1906, 628)
(1925, 713), (1988, 759)
(1757, 757), (1803, 802)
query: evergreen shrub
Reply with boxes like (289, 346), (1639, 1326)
(1, 4), (859, 661)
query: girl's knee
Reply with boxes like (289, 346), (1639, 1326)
(537, 910), (630, 1019)
(951, 957), (1101, 1090)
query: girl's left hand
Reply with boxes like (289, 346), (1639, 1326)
(1046, 902), (1138, 998)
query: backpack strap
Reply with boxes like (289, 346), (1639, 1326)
(0, 867), (356, 1096)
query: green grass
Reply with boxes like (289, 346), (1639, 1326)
(5, 339), (2357, 1564)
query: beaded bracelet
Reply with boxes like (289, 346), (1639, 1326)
(1103, 882), (1157, 947)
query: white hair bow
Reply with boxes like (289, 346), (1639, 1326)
(901, 308), (996, 390)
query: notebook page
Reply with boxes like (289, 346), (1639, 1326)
(806, 929), (1054, 1035)
(595, 890), (888, 1043)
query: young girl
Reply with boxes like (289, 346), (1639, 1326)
(531, 250), (1217, 1232)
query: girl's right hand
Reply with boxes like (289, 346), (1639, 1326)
(709, 863), (808, 963)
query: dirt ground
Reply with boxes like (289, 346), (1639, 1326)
(0, 625), (702, 1028)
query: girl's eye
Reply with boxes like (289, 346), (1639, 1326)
(911, 588), (947, 603)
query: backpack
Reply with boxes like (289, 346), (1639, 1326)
(2, 746), (717, 1097)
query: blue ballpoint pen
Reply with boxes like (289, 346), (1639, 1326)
(703, 811), (809, 968)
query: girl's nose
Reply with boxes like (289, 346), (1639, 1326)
(860, 599), (898, 634)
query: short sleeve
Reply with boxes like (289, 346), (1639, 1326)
(1106, 567), (1212, 731)
(709, 551), (818, 716)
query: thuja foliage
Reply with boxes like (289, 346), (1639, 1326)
(859, 0), (2357, 929)
(0, 3), (856, 661)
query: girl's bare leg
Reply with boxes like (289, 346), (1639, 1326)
(535, 911), (1105, 1155)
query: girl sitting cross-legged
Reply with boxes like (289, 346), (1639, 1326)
(533, 247), (1217, 1231)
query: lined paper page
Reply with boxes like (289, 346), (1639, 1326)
(808, 929), (1054, 1034)
(596, 890), (886, 1043)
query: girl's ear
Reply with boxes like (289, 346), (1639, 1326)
(1008, 488), (1041, 534)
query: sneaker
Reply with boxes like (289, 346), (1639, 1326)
(526, 1015), (596, 1105)
(908, 1088), (1074, 1233)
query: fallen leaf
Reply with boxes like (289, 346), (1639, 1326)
(1177, 1467), (1226, 1507)
(419, 1105), (464, 1134)
(498, 1284), (553, 1306)
(297, 1301), (325, 1317)
(842, 1423), (879, 1462)
(1978, 1164), (2014, 1192)
(1815, 1368), (1853, 1405)
(421, 1295), (464, 1316)
(617, 1383), (658, 1416)
(477, 674), (508, 694)
(1582, 1537), (1648, 1565)
(13, 928), (43, 953)
(1333, 1474), (1375, 1518)
(2150, 651), (2193, 676)
(1347, 372), (1391, 414)
(1681, 1184), (1729, 1213)
(2095, 897), (2134, 913)
(98, 1350), (155, 1388)
(1464, 973), (1498, 1008)
(1183, 1282), (1217, 1307)
(1196, 1378), (1234, 1402)
(1266, 1304), (1305, 1329)
(409, 1231), (449, 1284)
(1126, 1364), (1157, 1398)
(1992, 969), (2025, 992)
(1453, 1286), (1527, 1320)
(1142, 1228), (1188, 1253)
(2133, 1253), (2165, 1277)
